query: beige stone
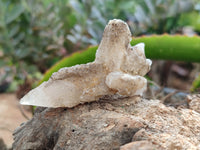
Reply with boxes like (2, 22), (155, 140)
(20, 19), (151, 108)
(187, 94), (200, 113)
(120, 141), (156, 150)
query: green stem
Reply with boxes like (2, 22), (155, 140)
(131, 34), (200, 62)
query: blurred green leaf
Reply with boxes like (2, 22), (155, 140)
(5, 4), (24, 24)
(191, 74), (200, 92)
(178, 11), (200, 32)
(8, 24), (20, 38)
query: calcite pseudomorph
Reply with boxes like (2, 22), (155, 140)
(20, 19), (152, 108)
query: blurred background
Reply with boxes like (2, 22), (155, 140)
(0, 0), (200, 148)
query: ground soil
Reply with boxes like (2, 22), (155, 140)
(0, 93), (32, 148)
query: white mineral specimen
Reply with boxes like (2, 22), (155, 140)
(20, 19), (151, 108)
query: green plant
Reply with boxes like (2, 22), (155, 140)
(131, 35), (200, 62)
(67, 0), (137, 47)
(67, 0), (196, 48)
(130, 0), (195, 35)
(191, 74), (200, 92)
(0, 0), (76, 90)
(40, 35), (200, 83)
(178, 11), (200, 32)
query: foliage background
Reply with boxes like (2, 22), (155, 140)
(0, 0), (200, 92)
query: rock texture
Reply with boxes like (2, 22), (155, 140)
(187, 94), (200, 113)
(20, 19), (151, 108)
(13, 96), (200, 150)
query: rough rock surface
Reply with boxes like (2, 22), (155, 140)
(187, 94), (200, 113)
(13, 96), (200, 150)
